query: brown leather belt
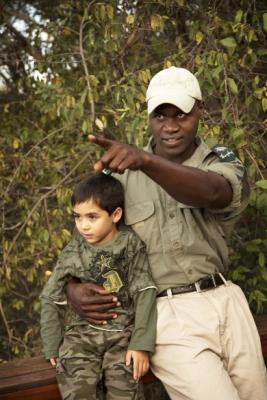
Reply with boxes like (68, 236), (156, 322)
(157, 273), (226, 298)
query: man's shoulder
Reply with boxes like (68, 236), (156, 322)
(210, 144), (240, 163)
(195, 138), (241, 165)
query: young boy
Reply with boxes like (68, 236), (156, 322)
(40, 173), (157, 400)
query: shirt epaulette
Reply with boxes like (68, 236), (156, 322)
(211, 144), (237, 162)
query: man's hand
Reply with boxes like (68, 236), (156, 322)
(66, 279), (120, 325)
(125, 350), (149, 381)
(88, 135), (149, 174)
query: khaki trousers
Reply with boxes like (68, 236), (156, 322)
(151, 282), (267, 400)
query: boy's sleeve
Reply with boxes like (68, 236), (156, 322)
(127, 234), (157, 354)
(127, 237), (157, 296)
(128, 288), (157, 354)
(40, 259), (72, 359)
(40, 298), (65, 359)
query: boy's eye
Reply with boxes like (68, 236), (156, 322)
(89, 215), (98, 220)
(74, 215), (98, 221)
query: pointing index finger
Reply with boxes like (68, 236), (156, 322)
(88, 135), (113, 150)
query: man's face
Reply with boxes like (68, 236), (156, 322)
(149, 102), (203, 163)
(73, 199), (119, 245)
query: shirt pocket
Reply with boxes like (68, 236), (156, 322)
(124, 201), (159, 252)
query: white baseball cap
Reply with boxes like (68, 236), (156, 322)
(146, 66), (202, 114)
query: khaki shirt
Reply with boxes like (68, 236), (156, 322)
(116, 137), (250, 293)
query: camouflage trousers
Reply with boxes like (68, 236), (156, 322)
(56, 324), (145, 400)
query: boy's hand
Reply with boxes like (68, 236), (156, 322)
(125, 350), (149, 381)
(50, 357), (58, 367)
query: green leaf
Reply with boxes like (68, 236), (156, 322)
(257, 48), (267, 56)
(227, 78), (238, 95)
(262, 97), (267, 112)
(263, 13), (267, 32)
(151, 15), (164, 31)
(195, 31), (204, 44)
(95, 118), (104, 131)
(235, 10), (243, 23)
(82, 119), (88, 133)
(256, 193), (267, 210)
(220, 37), (237, 48)
(259, 252), (265, 268)
(231, 127), (245, 148)
(255, 180), (267, 190)
(13, 138), (21, 149)
(232, 127), (244, 140)
(106, 5), (114, 19)
(262, 270), (267, 282)
(246, 239), (261, 253)
(126, 15), (135, 25)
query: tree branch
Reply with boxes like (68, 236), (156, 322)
(4, 7), (42, 28)
(5, 21), (44, 61)
(0, 300), (12, 343)
(79, 1), (96, 124)
(4, 150), (95, 265)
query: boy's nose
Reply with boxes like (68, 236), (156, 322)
(81, 220), (90, 230)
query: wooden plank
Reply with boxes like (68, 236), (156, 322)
(0, 384), (60, 400)
(0, 356), (54, 379)
(0, 367), (55, 393)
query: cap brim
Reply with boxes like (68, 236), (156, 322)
(147, 92), (196, 115)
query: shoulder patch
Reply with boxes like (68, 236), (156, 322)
(211, 144), (237, 162)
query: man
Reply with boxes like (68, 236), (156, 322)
(66, 67), (267, 399)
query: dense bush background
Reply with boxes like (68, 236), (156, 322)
(1, 0), (266, 362)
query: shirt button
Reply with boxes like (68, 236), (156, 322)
(173, 241), (180, 248)
(169, 212), (175, 219)
(188, 269), (193, 274)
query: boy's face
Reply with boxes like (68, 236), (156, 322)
(73, 199), (121, 245)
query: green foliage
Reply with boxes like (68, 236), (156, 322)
(0, 0), (266, 361)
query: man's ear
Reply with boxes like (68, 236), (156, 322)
(198, 100), (205, 116)
(112, 207), (123, 224)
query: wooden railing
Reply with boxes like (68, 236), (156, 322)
(0, 315), (266, 400)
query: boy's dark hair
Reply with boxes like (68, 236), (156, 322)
(71, 173), (124, 215)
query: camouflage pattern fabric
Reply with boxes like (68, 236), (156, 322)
(40, 228), (157, 360)
(56, 324), (145, 400)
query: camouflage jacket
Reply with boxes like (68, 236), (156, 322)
(40, 228), (157, 359)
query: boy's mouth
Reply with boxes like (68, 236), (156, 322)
(82, 233), (93, 240)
